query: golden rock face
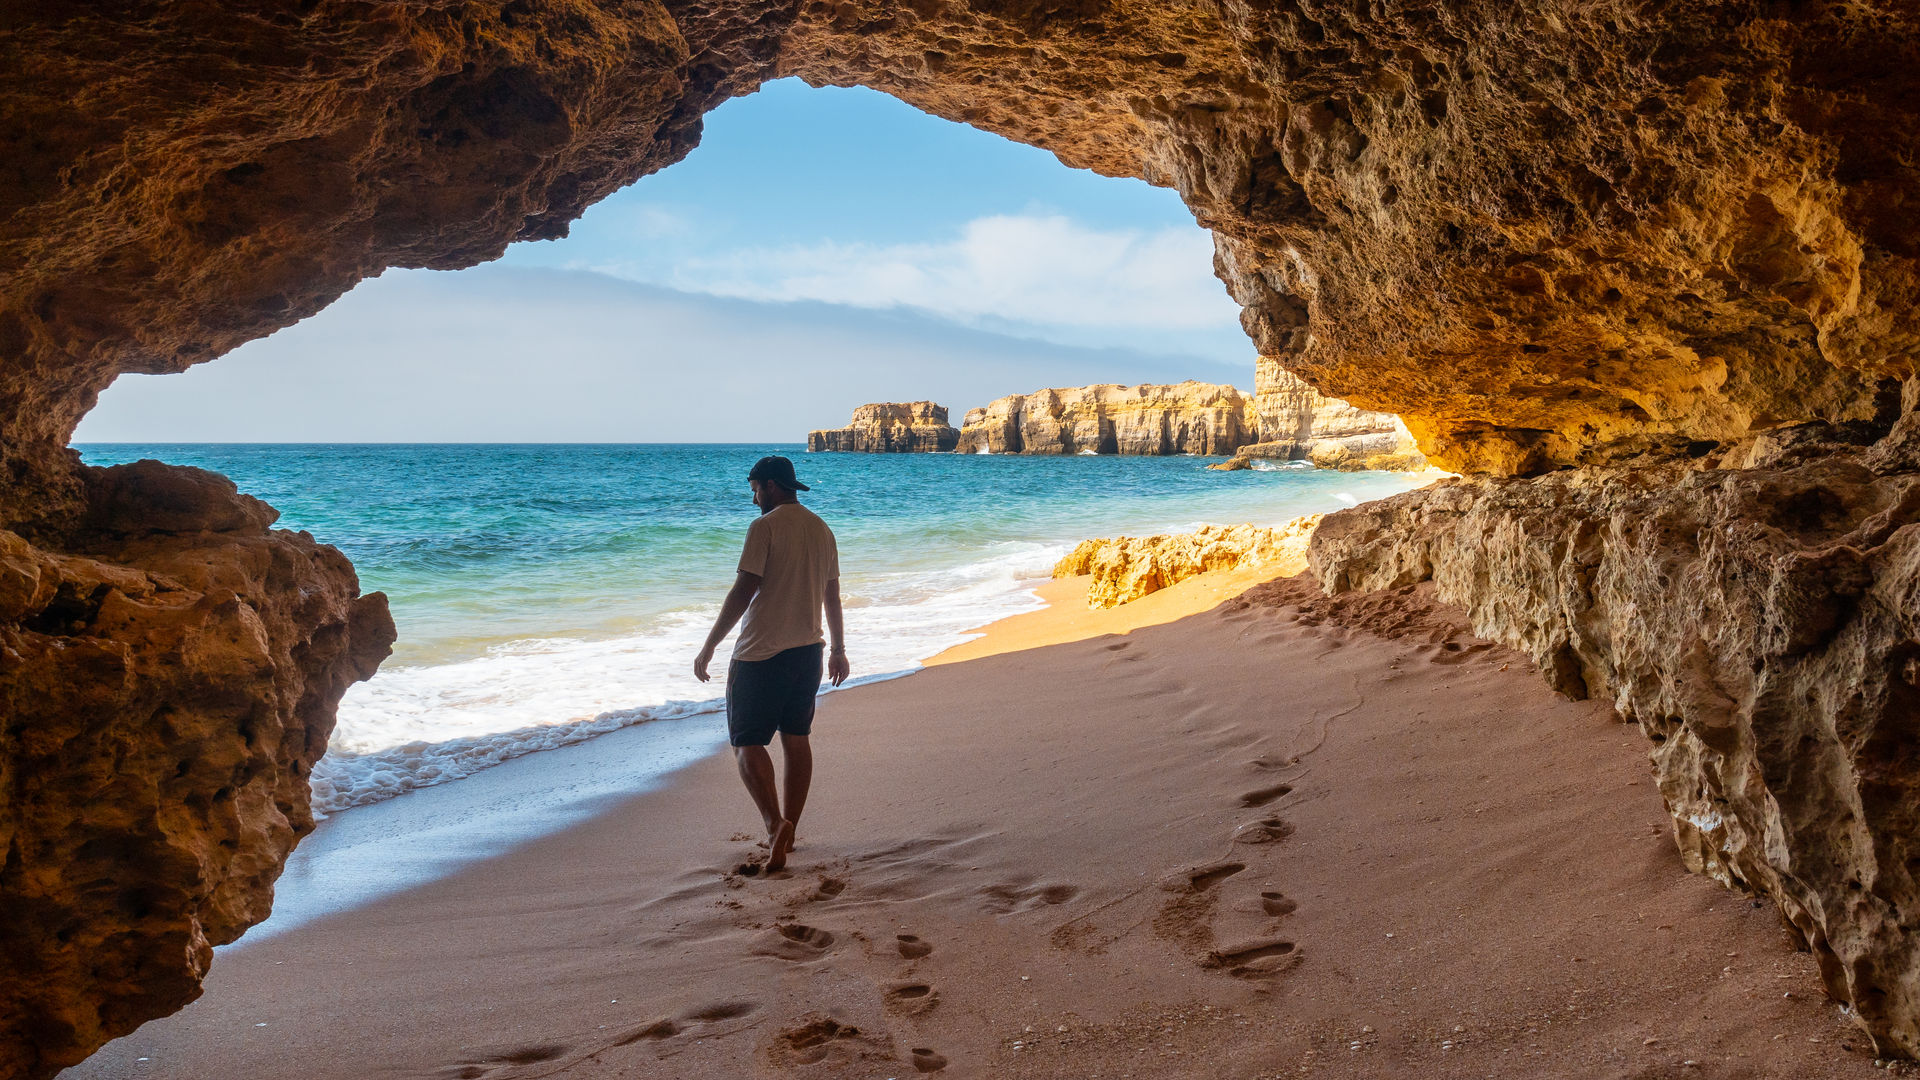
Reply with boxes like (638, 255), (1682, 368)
(809, 402), (961, 452)
(1054, 517), (1323, 608)
(6, 0), (1920, 1074)
(956, 381), (1259, 455)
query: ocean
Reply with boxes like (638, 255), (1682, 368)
(74, 444), (1431, 818)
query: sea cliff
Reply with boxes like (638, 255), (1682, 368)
(1212, 359), (1428, 471)
(956, 382), (1256, 456)
(808, 402), (960, 453)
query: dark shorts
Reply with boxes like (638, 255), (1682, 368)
(725, 643), (824, 747)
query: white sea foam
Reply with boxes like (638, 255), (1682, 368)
(311, 539), (1067, 817)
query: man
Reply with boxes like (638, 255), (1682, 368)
(694, 455), (849, 873)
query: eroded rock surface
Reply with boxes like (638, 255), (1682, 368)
(6, 0), (1920, 1072)
(1310, 396), (1920, 1055)
(1055, 517), (1320, 608)
(808, 401), (959, 452)
(1217, 357), (1428, 470)
(0, 462), (393, 1080)
(957, 382), (1256, 455)
(4, 0), (1918, 490)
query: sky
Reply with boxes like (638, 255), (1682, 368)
(76, 79), (1252, 443)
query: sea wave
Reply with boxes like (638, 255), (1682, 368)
(311, 539), (1067, 816)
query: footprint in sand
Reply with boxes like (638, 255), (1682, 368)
(1260, 891), (1299, 917)
(978, 881), (1080, 914)
(911, 1047), (950, 1073)
(1238, 783), (1293, 808)
(612, 1002), (759, 1048)
(767, 1016), (889, 1068)
(1231, 817), (1294, 844)
(810, 876), (847, 901)
(447, 1043), (568, 1077)
(683, 1001), (759, 1022)
(753, 923), (836, 962)
(611, 1018), (682, 1047)
(1426, 639), (1495, 665)
(1204, 938), (1299, 978)
(1160, 861), (1245, 894)
(884, 981), (939, 1016)
(896, 934), (934, 959)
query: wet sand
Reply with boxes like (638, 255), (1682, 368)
(66, 572), (1888, 1080)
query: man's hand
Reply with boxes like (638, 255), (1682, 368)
(827, 648), (850, 687)
(694, 643), (715, 683)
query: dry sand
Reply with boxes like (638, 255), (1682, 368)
(67, 571), (1894, 1080)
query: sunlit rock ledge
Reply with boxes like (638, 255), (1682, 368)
(1054, 517), (1322, 608)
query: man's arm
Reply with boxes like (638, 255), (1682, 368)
(824, 577), (849, 687)
(693, 571), (762, 682)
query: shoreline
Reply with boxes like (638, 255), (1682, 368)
(242, 560), (1268, 941)
(65, 564), (1885, 1079)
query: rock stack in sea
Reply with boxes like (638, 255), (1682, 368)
(1212, 359), (1428, 472)
(808, 402), (960, 453)
(955, 382), (1257, 455)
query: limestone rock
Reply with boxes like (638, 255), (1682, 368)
(807, 402), (959, 453)
(1308, 400), (1920, 1056)
(1212, 359), (1428, 471)
(1211, 436), (1428, 473)
(957, 382), (1256, 456)
(1055, 517), (1322, 608)
(6, 0), (1920, 1071)
(0, 462), (393, 1080)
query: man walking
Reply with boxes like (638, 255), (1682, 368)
(694, 455), (848, 872)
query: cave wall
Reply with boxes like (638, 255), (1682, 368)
(1309, 397), (1920, 1056)
(5, 0), (1920, 1075)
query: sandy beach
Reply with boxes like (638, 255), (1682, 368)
(65, 568), (1887, 1080)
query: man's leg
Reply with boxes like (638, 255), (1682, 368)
(735, 745), (792, 869)
(779, 733), (813, 834)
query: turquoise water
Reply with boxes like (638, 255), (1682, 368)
(75, 444), (1430, 813)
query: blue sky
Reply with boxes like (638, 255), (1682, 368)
(78, 80), (1252, 442)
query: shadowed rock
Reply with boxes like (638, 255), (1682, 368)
(1309, 406), (1920, 1057)
(4, 0), (1920, 1072)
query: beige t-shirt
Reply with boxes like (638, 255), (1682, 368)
(733, 502), (840, 662)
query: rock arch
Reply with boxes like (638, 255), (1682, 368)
(3, 1), (1919, 1075)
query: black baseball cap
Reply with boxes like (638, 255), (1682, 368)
(748, 455), (809, 492)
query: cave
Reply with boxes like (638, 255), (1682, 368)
(3, 0), (1919, 1076)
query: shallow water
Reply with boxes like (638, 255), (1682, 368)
(75, 443), (1430, 814)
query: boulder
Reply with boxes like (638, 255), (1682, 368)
(1055, 517), (1323, 608)
(0, 463), (393, 1079)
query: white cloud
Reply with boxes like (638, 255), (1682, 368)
(630, 214), (1239, 334)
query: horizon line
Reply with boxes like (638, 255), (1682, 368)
(72, 440), (815, 447)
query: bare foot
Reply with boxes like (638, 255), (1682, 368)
(757, 832), (800, 852)
(767, 819), (796, 872)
